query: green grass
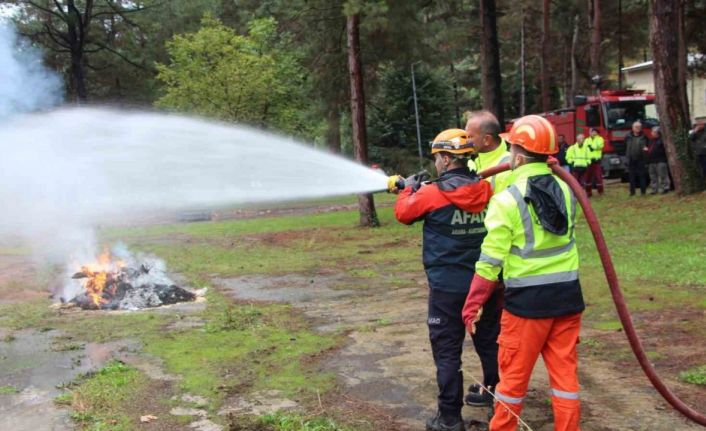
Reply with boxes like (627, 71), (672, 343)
(260, 412), (351, 431)
(141, 290), (337, 404)
(680, 365), (706, 386)
(593, 320), (623, 331)
(0, 300), (55, 330)
(116, 209), (422, 288)
(0, 385), (19, 394)
(573, 187), (706, 316)
(60, 360), (145, 431)
(2, 185), (705, 429)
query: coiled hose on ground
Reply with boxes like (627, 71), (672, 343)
(476, 161), (706, 427)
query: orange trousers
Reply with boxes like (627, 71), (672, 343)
(490, 311), (582, 431)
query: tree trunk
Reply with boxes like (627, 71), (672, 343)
(450, 63), (461, 127)
(346, 14), (379, 227)
(70, 52), (87, 102)
(67, 0), (88, 102)
(570, 13), (579, 107)
(540, 0), (551, 112)
(590, 0), (601, 90)
(479, 0), (504, 125)
(519, 5), (526, 116)
(650, 0), (704, 194)
(326, 108), (341, 153)
(563, 35), (570, 108)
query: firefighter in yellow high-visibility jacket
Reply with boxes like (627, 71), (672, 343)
(462, 115), (585, 431)
(463, 110), (509, 408)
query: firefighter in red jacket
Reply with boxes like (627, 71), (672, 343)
(463, 116), (584, 431)
(389, 129), (492, 431)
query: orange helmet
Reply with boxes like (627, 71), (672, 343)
(499, 115), (558, 155)
(430, 128), (475, 155)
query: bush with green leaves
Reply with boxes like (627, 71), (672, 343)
(156, 17), (312, 136)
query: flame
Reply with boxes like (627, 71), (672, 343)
(75, 249), (126, 308)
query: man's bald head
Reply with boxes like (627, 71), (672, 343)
(465, 110), (502, 153)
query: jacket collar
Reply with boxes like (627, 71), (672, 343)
(508, 162), (552, 184)
(441, 166), (473, 178)
(476, 139), (509, 168)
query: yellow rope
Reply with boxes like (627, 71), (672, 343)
(467, 374), (534, 431)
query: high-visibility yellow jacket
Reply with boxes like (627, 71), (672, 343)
(468, 139), (512, 195)
(584, 135), (605, 162)
(566, 143), (591, 168)
(475, 162), (585, 318)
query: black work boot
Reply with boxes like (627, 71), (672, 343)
(425, 411), (465, 431)
(465, 385), (494, 407)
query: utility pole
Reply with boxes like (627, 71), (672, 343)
(411, 62), (423, 170)
(618, 0), (624, 89)
(520, 5), (526, 116)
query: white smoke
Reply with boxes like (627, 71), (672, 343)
(0, 20), (388, 267)
(0, 22), (63, 118)
(0, 21), (84, 263)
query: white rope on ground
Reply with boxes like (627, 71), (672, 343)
(467, 374), (534, 431)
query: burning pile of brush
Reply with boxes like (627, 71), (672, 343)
(59, 246), (196, 310)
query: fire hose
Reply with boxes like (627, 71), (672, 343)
(476, 161), (706, 427)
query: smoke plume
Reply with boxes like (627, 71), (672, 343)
(0, 22), (387, 268)
(0, 22), (63, 118)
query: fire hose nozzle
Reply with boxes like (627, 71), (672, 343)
(387, 170), (431, 193)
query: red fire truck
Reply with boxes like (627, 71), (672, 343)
(517, 90), (659, 178)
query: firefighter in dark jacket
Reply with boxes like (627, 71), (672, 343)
(389, 129), (493, 431)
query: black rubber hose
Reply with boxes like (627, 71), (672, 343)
(478, 161), (706, 426)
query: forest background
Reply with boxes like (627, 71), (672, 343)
(2, 0), (706, 176)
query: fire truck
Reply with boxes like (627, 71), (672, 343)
(518, 90), (659, 178)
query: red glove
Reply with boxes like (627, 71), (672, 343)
(463, 274), (499, 334)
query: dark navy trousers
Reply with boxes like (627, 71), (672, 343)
(428, 289), (468, 417)
(471, 288), (500, 389)
(428, 288), (501, 416)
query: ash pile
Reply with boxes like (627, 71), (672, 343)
(59, 246), (197, 311)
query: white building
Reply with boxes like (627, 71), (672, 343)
(622, 56), (706, 122)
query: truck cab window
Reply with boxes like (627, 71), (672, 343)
(585, 105), (601, 128)
(605, 101), (659, 129)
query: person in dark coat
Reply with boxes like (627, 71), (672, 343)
(556, 134), (570, 173)
(625, 121), (649, 196)
(690, 120), (706, 178)
(647, 127), (670, 194)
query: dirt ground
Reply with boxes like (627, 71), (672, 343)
(218, 271), (706, 431)
(1, 201), (705, 430)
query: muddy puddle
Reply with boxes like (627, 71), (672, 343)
(0, 329), (136, 431)
(220, 273), (706, 431)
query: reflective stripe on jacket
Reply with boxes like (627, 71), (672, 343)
(394, 167), (492, 293)
(475, 163), (585, 318)
(566, 144), (591, 168)
(468, 139), (512, 195)
(585, 135), (605, 162)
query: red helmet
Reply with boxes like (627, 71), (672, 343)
(500, 115), (559, 155)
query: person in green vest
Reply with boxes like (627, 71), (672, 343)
(462, 110), (509, 409)
(466, 111), (512, 194)
(462, 114), (585, 431)
(584, 128), (605, 195)
(566, 134), (592, 196)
